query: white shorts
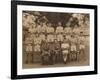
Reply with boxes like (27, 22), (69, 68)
(34, 45), (41, 52)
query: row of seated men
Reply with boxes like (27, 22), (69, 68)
(24, 34), (87, 65)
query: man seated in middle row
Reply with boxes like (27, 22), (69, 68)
(61, 37), (70, 64)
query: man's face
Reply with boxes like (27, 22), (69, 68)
(74, 25), (78, 28)
(54, 40), (57, 43)
(48, 23), (51, 27)
(58, 22), (61, 26)
(43, 23), (46, 25)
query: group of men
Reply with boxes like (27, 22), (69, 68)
(23, 12), (89, 65)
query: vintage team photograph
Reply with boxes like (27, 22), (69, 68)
(11, 1), (97, 79)
(22, 11), (90, 69)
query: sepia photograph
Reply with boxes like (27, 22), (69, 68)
(11, 1), (97, 79)
(22, 11), (90, 69)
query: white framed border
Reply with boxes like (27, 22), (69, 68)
(17, 5), (95, 75)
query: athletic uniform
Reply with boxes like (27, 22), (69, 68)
(28, 26), (36, 34)
(34, 36), (41, 52)
(39, 34), (46, 42)
(47, 34), (55, 42)
(25, 37), (33, 44)
(36, 24), (42, 34)
(70, 36), (78, 61)
(65, 35), (71, 41)
(61, 39), (70, 63)
(56, 26), (63, 34)
(46, 27), (54, 34)
(41, 23), (47, 33)
(56, 34), (64, 42)
(78, 36), (85, 61)
(64, 27), (71, 34)
(73, 27), (80, 35)
(25, 44), (33, 63)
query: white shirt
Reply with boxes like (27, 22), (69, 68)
(28, 27), (36, 33)
(39, 34), (46, 41)
(56, 26), (63, 33)
(46, 27), (54, 33)
(70, 37), (77, 43)
(41, 25), (47, 33)
(71, 44), (76, 51)
(34, 44), (41, 52)
(30, 34), (35, 40)
(47, 34), (55, 42)
(64, 27), (71, 34)
(56, 34), (64, 41)
(79, 44), (85, 49)
(25, 37), (33, 44)
(65, 35), (71, 40)
(34, 37), (41, 45)
(61, 43), (70, 49)
(73, 28), (80, 35)
(70, 37), (77, 51)
(36, 25), (41, 33)
(78, 36), (85, 42)
(26, 45), (33, 52)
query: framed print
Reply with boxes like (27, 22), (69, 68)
(11, 0), (98, 79)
